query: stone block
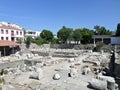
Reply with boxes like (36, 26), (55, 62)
(90, 78), (107, 90)
(2, 85), (15, 90)
(53, 73), (60, 80)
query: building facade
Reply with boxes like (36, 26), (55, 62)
(0, 22), (24, 42)
(25, 30), (41, 39)
(92, 35), (120, 45)
(111, 36), (120, 45)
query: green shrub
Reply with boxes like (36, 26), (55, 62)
(94, 41), (104, 52)
(33, 38), (49, 45)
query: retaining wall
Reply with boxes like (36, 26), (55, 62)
(50, 44), (120, 52)
(0, 60), (43, 69)
(0, 60), (25, 69)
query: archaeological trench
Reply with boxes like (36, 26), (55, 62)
(0, 43), (120, 90)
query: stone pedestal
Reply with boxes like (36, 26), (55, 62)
(69, 68), (78, 78)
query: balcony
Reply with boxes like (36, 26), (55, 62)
(11, 33), (16, 37)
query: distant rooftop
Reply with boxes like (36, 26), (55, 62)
(0, 21), (22, 30)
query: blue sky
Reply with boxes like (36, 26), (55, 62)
(0, 0), (120, 34)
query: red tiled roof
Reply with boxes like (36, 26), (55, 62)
(0, 25), (22, 30)
(0, 40), (20, 46)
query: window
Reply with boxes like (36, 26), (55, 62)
(11, 31), (14, 35)
(6, 37), (8, 40)
(16, 31), (18, 35)
(20, 32), (22, 35)
(6, 30), (8, 34)
(1, 29), (4, 34)
(1, 37), (4, 40)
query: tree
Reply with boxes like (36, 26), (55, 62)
(73, 28), (82, 44)
(81, 28), (93, 44)
(16, 38), (22, 44)
(116, 23), (120, 36)
(40, 29), (54, 42)
(94, 25), (112, 35)
(25, 36), (32, 48)
(23, 28), (26, 35)
(57, 26), (73, 43)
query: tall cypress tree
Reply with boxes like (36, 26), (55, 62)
(116, 23), (120, 36)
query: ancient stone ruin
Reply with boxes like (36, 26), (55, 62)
(0, 44), (120, 90)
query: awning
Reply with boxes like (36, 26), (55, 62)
(0, 40), (20, 47)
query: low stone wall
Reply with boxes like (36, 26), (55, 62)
(101, 45), (114, 52)
(0, 60), (25, 69)
(52, 54), (76, 58)
(0, 60), (43, 69)
(50, 44), (74, 49)
(24, 60), (42, 66)
(101, 45), (120, 52)
(52, 51), (77, 58)
(50, 44), (94, 50)
(31, 51), (49, 56)
(50, 44), (120, 52)
(74, 44), (94, 50)
(29, 43), (50, 49)
(54, 51), (75, 54)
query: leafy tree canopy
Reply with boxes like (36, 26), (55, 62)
(73, 28), (82, 44)
(57, 26), (73, 43)
(94, 25), (112, 35)
(81, 28), (93, 44)
(40, 29), (54, 41)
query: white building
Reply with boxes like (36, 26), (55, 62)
(92, 35), (120, 45)
(111, 36), (120, 45)
(25, 30), (41, 39)
(0, 22), (24, 42)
